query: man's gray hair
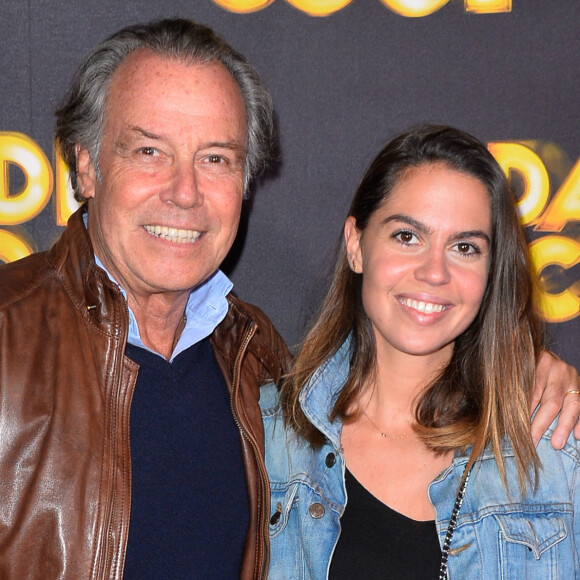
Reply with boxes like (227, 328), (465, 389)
(55, 18), (275, 200)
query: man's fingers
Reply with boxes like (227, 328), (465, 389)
(550, 394), (580, 449)
(530, 351), (580, 448)
(531, 395), (563, 447)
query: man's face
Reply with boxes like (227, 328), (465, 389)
(77, 50), (247, 302)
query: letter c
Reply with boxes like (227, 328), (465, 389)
(529, 235), (580, 323)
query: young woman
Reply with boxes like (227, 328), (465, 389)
(261, 125), (580, 579)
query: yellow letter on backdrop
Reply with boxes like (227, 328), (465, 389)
(530, 235), (580, 322)
(379, 0), (449, 17)
(54, 144), (81, 226)
(465, 0), (511, 13)
(284, 0), (353, 16)
(0, 229), (33, 263)
(0, 132), (52, 225)
(488, 142), (550, 227)
(211, 0), (274, 13)
(534, 158), (580, 232)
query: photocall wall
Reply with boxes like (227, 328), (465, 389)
(1, 0), (578, 370)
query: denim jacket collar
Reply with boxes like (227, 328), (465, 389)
(299, 339), (352, 449)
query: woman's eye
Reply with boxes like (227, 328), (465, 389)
(454, 242), (479, 255)
(394, 230), (417, 244)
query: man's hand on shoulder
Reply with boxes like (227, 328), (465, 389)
(530, 351), (580, 449)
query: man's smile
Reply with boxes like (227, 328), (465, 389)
(143, 225), (203, 243)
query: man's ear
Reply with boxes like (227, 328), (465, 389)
(344, 216), (363, 273)
(76, 145), (97, 200)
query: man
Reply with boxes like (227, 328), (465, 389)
(0, 19), (290, 579)
(0, 18), (577, 580)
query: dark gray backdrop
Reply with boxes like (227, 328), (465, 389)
(1, 0), (578, 370)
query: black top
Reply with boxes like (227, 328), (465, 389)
(329, 468), (441, 580)
(123, 339), (249, 579)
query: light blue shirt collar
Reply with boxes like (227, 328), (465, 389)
(83, 211), (232, 361)
(93, 256), (232, 362)
(95, 253), (232, 361)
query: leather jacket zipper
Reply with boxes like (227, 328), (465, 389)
(229, 321), (271, 580)
(102, 295), (132, 579)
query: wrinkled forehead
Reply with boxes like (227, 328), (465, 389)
(106, 49), (241, 109)
(101, 50), (247, 142)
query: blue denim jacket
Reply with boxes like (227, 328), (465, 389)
(261, 339), (580, 579)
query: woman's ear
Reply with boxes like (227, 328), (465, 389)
(75, 145), (97, 200)
(344, 216), (363, 273)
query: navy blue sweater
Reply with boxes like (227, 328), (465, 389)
(123, 338), (249, 578)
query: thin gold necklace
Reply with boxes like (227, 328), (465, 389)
(362, 409), (407, 439)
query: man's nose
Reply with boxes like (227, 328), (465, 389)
(160, 164), (203, 209)
(414, 247), (451, 286)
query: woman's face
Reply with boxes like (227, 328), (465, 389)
(345, 163), (492, 366)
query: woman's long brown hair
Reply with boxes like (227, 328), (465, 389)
(280, 125), (544, 492)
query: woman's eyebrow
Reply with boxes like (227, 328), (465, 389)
(448, 230), (491, 244)
(381, 214), (432, 234)
(382, 214), (491, 244)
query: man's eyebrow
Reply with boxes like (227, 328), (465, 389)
(382, 214), (490, 244)
(126, 125), (163, 141)
(204, 141), (245, 151)
(123, 127), (244, 152)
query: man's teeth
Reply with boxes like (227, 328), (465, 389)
(144, 225), (201, 243)
(399, 298), (447, 314)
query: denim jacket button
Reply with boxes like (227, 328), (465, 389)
(309, 502), (325, 519)
(325, 453), (336, 468)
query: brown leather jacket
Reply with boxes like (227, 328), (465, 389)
(0, 209), (291, 579)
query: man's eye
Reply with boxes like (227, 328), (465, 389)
(207, 154), (224, 163)
(139, 147), (157, 156)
